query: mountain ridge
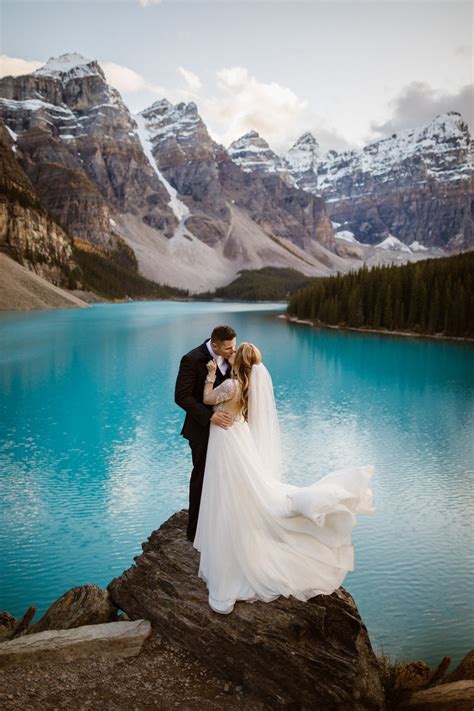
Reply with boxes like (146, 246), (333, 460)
(1, 51), (469, 298)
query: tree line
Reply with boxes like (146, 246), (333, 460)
(196, 267), (312, 301)
(287, 252), (474, 338)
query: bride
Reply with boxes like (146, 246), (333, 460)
(193, 342), (375, 615)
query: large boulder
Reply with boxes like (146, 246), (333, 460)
(107, 510), (385, 710)
(29, 584), (119, 634)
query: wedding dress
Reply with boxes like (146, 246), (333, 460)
(193, 363), (375, 615)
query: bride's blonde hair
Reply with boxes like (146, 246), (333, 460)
(232, 342), (262, 421)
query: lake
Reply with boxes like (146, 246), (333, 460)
(1, 301), (473, 666)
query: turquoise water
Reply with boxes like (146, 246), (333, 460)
(1, 301), (473, 666)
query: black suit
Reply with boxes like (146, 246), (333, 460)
(175, 340), (231, 541)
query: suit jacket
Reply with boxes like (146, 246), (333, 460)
(175, 340), (231, 443)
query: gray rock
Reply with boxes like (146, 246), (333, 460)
(107, 509), (385, 710)
(402, 680), (474, 710)
(0, 619), (151, 668)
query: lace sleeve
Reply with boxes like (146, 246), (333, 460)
(203, 378), (236, 406)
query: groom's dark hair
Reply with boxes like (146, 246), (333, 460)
(211, 325), (236, 342)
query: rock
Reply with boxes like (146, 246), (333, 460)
(426, 656), (451, 687)
(402, 680), (474, 710)
(107, 510), (385, 710)
(0, 612), (16, 641)
(0, 619), (151, 669)
(29, 585), (119, 635)
(8, 606), (37, 640)
(442, 650), (474, 684)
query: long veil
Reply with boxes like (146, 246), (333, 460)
(247, 363), (284, 482)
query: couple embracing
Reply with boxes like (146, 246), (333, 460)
(175, 325), (375, 615)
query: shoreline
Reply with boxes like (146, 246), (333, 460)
(2, 281), (473, 346)
(282, 313), (474, 344)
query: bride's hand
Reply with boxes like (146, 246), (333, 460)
(206, 359), (217, 375)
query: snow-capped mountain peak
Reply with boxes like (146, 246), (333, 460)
(285, 131), (321, 174)
(228, 131), (284, 176)
(32, 52), (102, 80)
(138, 98), (207, 145)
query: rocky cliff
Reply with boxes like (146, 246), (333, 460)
(107, 510), (386, 711)
(0, 122), (79, 287)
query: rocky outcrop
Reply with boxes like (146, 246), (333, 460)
(0, 585), (120, 641)
(0, 620), (151, 669)
(107, 510), (385, 711)
(443, 649), (474, 684)
(29, 585), (119, 635)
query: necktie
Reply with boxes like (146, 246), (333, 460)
(216, 355), (226, 374)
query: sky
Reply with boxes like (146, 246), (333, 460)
(1, 0), (472, 154)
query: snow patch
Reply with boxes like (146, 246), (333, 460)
(335, 230), (359, 244)
(409, 240), (429, 252)
(33, 52), (98, 79)
(5, 124), (18, 151)
(376, 235), (412, 253)
(133, 112), (192, 232)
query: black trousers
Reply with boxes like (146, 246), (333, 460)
(186, 435), (209, 541)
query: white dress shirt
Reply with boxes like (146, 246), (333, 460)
(206, 339), (228, 375)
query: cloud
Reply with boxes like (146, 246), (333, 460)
(177, 66), (202, 94)
(102, 61), (166, 95)
(196, 65), (352, 154)
(138, 0), (162, 6)
(369, 81), (473, 141)
(197, 65), (309, 152)
(0, 55), (42, 77)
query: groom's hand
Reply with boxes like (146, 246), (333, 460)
(211, 411), (234, 429)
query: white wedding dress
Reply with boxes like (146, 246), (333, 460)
(193, 363), (375, 615)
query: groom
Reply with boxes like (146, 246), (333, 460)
(175, 324), (237, 542)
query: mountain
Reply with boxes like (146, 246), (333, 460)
(0, 53), (177, 251)
(1, 51), (465, 300)
(0, 53), (353, 295)
(228, 130), (292, 182)
(284, 132), (321, 194)
(283, 112), (473, 251)
(134, 98), (353, 290)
